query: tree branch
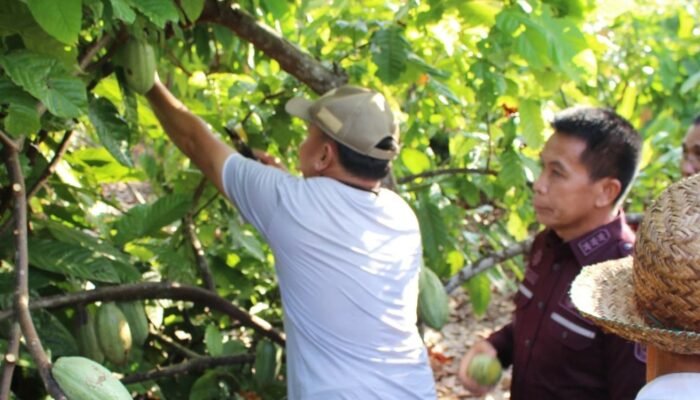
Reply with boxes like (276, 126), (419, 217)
(199, 1), (347, 94)
(3, 133), (66, 399)
(0, 322), (21, 400)
(397, 168), (496, 184)
(0, 282), (285, 346)
(121, 353), (254, 384)
(26, 130), (74, 199)
(150, 330), (203, 359)
(445, 238), (534, 294)
(183, 214), (216, 292)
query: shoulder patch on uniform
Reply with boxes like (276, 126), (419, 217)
(578, 228), (611, 256)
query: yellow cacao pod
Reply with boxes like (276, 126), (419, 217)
(468, 354), (502, 387)
(417, 266), (450, 330)
(118, 301), (149, 347)
(254, 339), (281, 387)
(119, 38), (156, 94)
(52, 356), (132, 400)
(96, 302), (132, 365)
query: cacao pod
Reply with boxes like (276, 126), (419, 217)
(417, 266), (450, 330)
(75, 305), (104, 363)
(118, 301), (149, 347)
(118, 38), (156, 94)
(52, 356), (132, 400)
(96, 302), (132, 365)
(254, 339), (281, 387)
(468, 354), (502, 387)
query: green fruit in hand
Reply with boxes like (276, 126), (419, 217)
(119, 38), (156, 94)
(52, 356), (132, 400)
(417, 266), (450, 330)
(118, 301), (149, 347)
(96, 302), (132, 365)
(468, 354), (502, 387)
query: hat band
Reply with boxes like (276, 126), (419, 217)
(645, 311), (683, 332)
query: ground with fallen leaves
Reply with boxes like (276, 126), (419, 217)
(424, 287), (515, 400)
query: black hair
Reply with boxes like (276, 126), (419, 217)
(333, 136), (397, 180)
(551, 107), (641, 203)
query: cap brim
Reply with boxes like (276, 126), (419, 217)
(571, 257), (700, 354)
(285, 97), (313, 121)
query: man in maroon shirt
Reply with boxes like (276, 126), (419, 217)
(458, 107), (646, 399)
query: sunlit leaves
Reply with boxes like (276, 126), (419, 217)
(519, 100), (545, 148)
(26, 0), (81, 44)
(112, 194), (192, 245)
(126, 0), (179, 28)
(371, 26), (411, 84)
(88, 96), (134, 167)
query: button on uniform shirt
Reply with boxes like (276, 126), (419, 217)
(488, 214), (646, 400)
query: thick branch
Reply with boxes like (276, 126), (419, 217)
(445, 238), (534, 294)
(151, 330), (202, 359)
(0, 282), (285, 346)
(122, 354), (254, 384)
(4, 134), (66, 399)
(200, 1), (347, 94)
(0, 323), (21, 400)
(397, 168), (496, 184)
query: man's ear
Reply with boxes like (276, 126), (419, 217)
(314, 141), (336, 172)
(595, 177), (622, 208)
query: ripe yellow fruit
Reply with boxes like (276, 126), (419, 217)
(468, 354), (502, 386)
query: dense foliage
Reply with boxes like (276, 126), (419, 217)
(0, 0), (698, 398)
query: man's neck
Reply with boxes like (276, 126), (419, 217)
(555, 208), (618, 242)
(321, 167), (381, 193)
(647, 346), (700, 380)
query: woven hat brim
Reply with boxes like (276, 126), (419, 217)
(571, 257), (700, 354)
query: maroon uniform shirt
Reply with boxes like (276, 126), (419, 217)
(488, 214), (646, 400)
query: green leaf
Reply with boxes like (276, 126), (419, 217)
(262, 0), (289, 19)
(466, 272), (491, 317)
(0, 51), (87, 118)
(26, 0), (81, 44)
(112, 194), (193, 245)
(400, 148), (431, 174)
(498, 148), (525, 188)
(680, 71), (700, 95)
(32, 309), (79, 357)
(229, 220), (266, 262)
(0, 78), (40, 136)
(371, 26), (411, 84)
(519, 100), (545, 148)
(108, 0), (136, 23)
(88, 96), (134, 167)
(0, 0), (35, 36)
(416, 198), (450, 275)
(181, 0), (205, 22)
(204, 325), (223, 356)
(126, 0), (179, 28)
(29, 239), (123, 283)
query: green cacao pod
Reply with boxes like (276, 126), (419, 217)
(75, 305), (104, 364)
(118, 301), (149, 347)
(467, 354), (502, 387)
(417, 266), (450, 330)
(119, 38), (156, 94)
(96, 302), (132, 365)
(52, 356), (132, 400)
(254, 339), (281, 387)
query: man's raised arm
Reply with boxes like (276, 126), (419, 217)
(145, 77), (235, 194)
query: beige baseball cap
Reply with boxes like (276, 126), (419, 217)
(285, 85), (399, 160)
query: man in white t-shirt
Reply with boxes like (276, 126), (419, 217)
(144, 77), (437, 399)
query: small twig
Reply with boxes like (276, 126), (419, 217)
(397, 168), (496, 184)
(26, 130), (74, 199)
(559, 88), (570, 108)
(0, 282), (285, 346)
(183, 214), (216, 291)
(445, 238), (534, 294)
(79, 34), (114, 71)
(121, 354), (254, 384)
(4, 135), (66, 399)
(0, 322), (21, 399)
(0, 131), (19, 152)
(193, 193), (220, 219)
(151, 329), (202, 359)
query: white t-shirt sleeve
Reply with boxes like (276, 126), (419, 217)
(221, 153), (291, 235)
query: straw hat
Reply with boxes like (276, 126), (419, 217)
(571, 174), (700, 354)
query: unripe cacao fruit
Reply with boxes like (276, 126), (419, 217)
(52, 356), (132, 400)
(254, 339), (281, 387)
(468, 354), (502, 387)
(96, 302), (132, 365)
(75, 305), (104, 363)
(118, 301), (149, 347)
(417, 266), (450, 330)
(119, 38), (156, 94)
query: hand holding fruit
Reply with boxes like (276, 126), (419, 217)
(458, 340), (502, 395)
